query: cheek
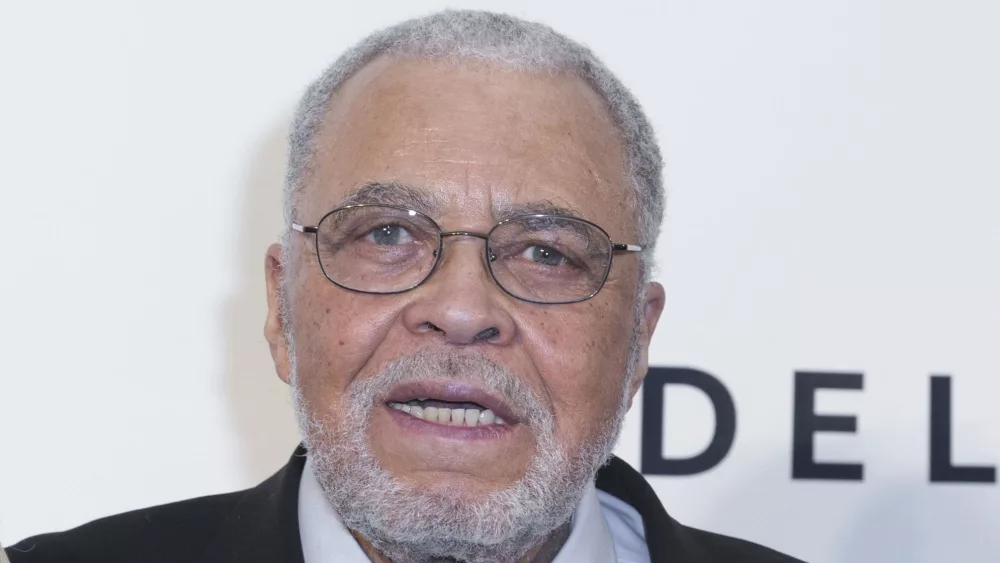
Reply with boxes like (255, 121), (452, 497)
(520, 303), (632, 445)
(290, 283), (400, 407)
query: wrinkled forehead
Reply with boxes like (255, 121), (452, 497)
(299, 56), (633, 236)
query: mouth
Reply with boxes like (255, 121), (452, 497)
(388, 399), (508, 427)
(384, 380), (521, 429)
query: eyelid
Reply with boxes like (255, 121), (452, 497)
(501, 216), (600, 244)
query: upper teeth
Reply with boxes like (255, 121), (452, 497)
(388, 401), (506, 426)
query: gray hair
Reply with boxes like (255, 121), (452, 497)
(284, 9), (664, 275)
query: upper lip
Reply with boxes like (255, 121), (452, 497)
(385, 380), (522, 424)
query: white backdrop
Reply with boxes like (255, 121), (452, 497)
(1, 1), (998, 562)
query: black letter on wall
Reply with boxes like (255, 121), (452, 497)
(641, 367), (736, 475)
(792, 372), (864, 481)
(929, 375), (996, 483)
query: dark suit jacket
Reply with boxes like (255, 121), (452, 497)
(8, 447), (804, 562)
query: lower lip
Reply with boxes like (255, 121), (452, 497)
(384, 404), (519, 441)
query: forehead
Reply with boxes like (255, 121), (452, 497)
(301, 56), (632, 236)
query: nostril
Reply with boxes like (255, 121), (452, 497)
(474, 327), (499, 341)
(420, 321), (443, 333)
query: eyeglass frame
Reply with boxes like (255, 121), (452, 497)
(291, 204), (643, 305)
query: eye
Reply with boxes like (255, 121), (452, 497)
(521, 245), (567, 266)
(366, 224), (415, 245)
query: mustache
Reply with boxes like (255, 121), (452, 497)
(345, 350), (554, 431)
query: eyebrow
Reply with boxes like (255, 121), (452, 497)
(334, 181), (587, 223)
(494, 201), (584, 223)
(337, 182), (448, 212)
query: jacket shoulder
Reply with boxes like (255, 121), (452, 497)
(596, 457), (806, 562)
(6, 490), (243, 563)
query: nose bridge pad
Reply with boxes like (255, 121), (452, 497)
(435, 231), (494, 278)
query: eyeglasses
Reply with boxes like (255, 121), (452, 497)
(291, 204), (642, 305)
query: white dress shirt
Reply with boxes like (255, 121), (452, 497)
(298, 457), (651, 563)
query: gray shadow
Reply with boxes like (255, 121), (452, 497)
(696, 448), (998, 563)
(222, 117), (301, 483)
(836, 483), (999, 563)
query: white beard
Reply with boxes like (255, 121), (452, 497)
(286, 313), (640, 562)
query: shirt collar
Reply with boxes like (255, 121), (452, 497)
(297, 457), (623, 563)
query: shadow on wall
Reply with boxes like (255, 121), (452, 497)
(222, 118), (301, 483)
(835, 483), (998, 563)
(701, 450), (998, 563)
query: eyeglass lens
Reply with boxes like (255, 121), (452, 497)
(314, 206), (613, 303)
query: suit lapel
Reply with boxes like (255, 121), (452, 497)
(198, 448), (308, 563)
(596, 456), (696, 562)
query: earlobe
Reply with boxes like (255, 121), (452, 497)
(628, 349), (649, 407)
(264, 243), (293, 385)
(628, 282), (665, 405)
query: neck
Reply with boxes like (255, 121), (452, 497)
(519, 522), (572, 563)
(352, 522), (573, 563)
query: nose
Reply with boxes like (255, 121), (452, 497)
(401, 235), (517, 346)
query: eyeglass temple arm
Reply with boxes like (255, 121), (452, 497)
(612, 243), (642, 253)
(291, 223), (318, 234)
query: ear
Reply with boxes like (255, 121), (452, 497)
(628, 281), (665, 405)
(264, 242), (293, 385)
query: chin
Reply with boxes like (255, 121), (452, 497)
(387, 465), (524, 498)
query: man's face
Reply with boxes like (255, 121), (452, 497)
(265, 56), (664, 501)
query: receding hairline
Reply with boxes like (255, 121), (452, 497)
(297, 53), (632, 208)
(321, 52), (625, 126)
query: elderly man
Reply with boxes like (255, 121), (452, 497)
(8, 10), (802, 563)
